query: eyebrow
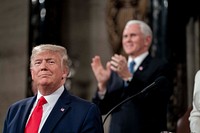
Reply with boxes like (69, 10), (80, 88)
(34, 58), (56, 62)
(35, 57), (55, 60)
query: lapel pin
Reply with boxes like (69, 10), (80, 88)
(139, 66), (143, 71)
(60, 108), (65, 112)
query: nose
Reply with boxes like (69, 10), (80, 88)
(126, 36), (132, 42)
(40, 61), (48, 70)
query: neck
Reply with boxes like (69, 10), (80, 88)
(37, 83), (64, 96)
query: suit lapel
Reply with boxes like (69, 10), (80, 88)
(134, 55), (152, 76)
(18, 96), (36, 133)
(40, 89), (71, 133)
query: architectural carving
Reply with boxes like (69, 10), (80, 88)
(106, 0), (149, 54)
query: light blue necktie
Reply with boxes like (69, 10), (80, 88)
(129, 61), (136, 74)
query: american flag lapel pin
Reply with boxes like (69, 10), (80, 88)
(139, 66), (143, 71)
(60, 108), (65, 112)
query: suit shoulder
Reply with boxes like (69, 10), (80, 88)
(150, 57), (172, 69)
(9, 97), (33, 109)
(151, 57), (169, 64)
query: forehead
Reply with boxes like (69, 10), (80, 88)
(123, 24), (141, 34)
(33, 51), (61, 60)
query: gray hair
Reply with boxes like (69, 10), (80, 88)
(30, 44), (69, 70)
(125, 20), (153, 39)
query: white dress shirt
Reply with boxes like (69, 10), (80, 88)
(127, 51), (149, 72)
(26, 85), (64, 133)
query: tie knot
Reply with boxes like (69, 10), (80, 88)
(129, 61), (135, 74)
(37, 96), (47, 106)
(130, 61), (135, 66)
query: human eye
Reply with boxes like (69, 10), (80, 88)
(47, 59), (55, 65)
(123, 34), (128, 39)
(34, 60), (42, 66)
(130, 33), (136, 37)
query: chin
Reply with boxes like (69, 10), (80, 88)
(39, 80), (51, 86)
(125, 51), (134, 55)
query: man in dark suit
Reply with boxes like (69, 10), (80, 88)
(3, 44), (104, 133)
(91, 20), (173, 133)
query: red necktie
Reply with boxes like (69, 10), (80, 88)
(25, 96), (47, 133)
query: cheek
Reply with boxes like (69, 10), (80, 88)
(31, 69), (37, 80)
(122, 39), (126, 44)
(31, 72), (36, 80)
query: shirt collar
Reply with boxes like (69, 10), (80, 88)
(37, 85), (64, 108)
(128, 51), (149, 70)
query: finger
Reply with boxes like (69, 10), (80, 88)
(119, 56), (127, 66)
(91, 56), (104, 73)
(110, 60), (118, 68)
(111, 55), (121, 69)
(110, 64), (118, 71)
(106, 62), (112, 72)
(91, 56), (102, 67)
(113, 54), (120, 58)
(111, 54), (120, 63)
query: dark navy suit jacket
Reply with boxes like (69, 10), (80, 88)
(93, 55), (173, 133)
(3, 89), (104, 133)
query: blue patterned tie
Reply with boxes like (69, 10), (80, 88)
(124, 61), (136, 87)
(129, 61), (135, 74)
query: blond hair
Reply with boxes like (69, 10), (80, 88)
(30, 44), (69, 70)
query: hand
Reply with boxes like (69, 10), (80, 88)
(110, 54), (132, 80)
(91, 56), (111, 92)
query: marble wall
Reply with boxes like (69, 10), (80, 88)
(0, 0), (29, 131)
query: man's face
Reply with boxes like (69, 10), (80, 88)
(122, 24), (150, 57)
(31, 51), (67, 89)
